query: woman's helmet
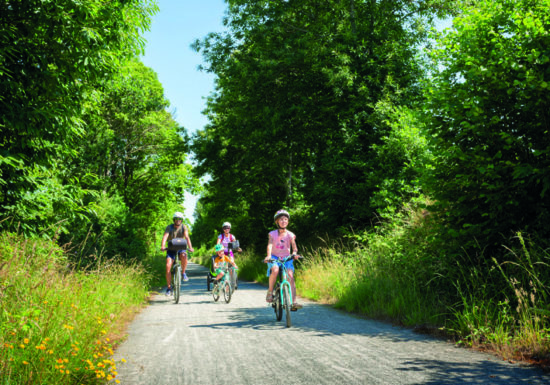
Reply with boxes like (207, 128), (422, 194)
(222, 222), (231, 229)
(173, 212), (184, 220)
(215, 244), (224, 252)
(274, 209), (290, 222)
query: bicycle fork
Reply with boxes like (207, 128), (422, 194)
(279, 278), (293, 306)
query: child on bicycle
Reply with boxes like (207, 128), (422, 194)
(213, 244), (238, 283)
(263, 209), (302, 310)
(160, 212), (194, 296)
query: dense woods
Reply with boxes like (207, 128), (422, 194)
(190, 0), (550, 257)
(1, 0), (550, 360)
(0, 0), (199, 260)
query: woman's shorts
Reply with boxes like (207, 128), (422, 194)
(267, 259), (294, 277)
(166, 250), (187, 260)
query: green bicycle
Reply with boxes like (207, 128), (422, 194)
(266, 254), (301, 327)
(212, 262), (236, 303)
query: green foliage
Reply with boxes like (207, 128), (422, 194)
(0, 232), (150, 384)
(0, 0), (159, 230)
(424, 0), (550, 255)
(191, 0), (452, 247)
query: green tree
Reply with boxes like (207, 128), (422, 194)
(191, 0), (451, 245)
(424, 0), (550, 254)
(0, 0), (158, 233)
(64, 60), (199, 259)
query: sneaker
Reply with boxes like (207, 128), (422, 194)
(291, 303), (303, 311)
(166, 287), (172, 296)
(183, 273), (189, 282)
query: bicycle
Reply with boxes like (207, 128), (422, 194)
(170, 256), (182, 304)
(207, 240), (240, 292)
(212, 262), (236, 303)
(265, 254), (301, 328)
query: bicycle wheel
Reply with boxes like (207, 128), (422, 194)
(230, 267), (238, 290)
(273, 287), (282, 321)
(212, 282), (220, 302)
(173, 265), (181, 304)
(282, 284), (291, 327)
(223, 280), (232, 303)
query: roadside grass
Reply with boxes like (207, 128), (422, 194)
(446, 234), (550, 361)
(0, 232), (150, 385)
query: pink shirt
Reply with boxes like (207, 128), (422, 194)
(269, 230), (295, 259)
(218, 233), (236, 251)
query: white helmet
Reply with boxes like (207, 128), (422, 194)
(173, 212), (184, 220)
(222, 222), (231, 228)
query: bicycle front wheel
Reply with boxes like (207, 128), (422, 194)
(212, 282), (220, 302)
(274, 287), (282, 321)
(173, 266), (181, 304)
(223, 280), (232, 303)
(282, 284), (291, 327)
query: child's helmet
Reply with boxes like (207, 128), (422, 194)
(215, 244), (224, 252)
(222, 222), (231, 229)
(274, 209), (290, 222)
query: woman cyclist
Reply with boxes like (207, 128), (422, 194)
(216, 222), (242, 256)
(263, 209), (302, 310)
(216, 221), (241, 288)
(160, 212), (194, 296)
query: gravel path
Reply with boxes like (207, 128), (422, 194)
(113, 262), (548, 384)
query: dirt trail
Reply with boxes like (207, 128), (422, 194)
(113, 262), (548, 384)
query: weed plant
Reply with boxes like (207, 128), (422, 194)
(447, 233), (550, 360)
(0, 232), (150, 384)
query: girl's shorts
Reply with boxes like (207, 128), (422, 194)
(267, 259), (294, 277)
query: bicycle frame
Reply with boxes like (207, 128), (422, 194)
(271, 257), (293, 306)
(212, 262), (233, 303)
(171, 257), (182, 304)
(268, 255), (297, 327)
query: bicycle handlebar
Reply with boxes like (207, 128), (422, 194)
(264, 254), (302, 263)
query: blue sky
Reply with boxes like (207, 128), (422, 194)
(141, 0), (228, 222)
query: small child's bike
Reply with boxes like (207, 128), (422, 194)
(266, 254), (301, 327)
(212, 262), (236, 303)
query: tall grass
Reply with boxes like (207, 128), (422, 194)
(0, 232), (150, 384)
(447, 233), (550, 359)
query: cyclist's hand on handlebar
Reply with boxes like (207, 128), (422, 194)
(263, 256), (273, 263)
(161, 247), (167, 251)
(292, 253), (302, 260)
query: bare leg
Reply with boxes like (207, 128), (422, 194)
(166, 258), (173, 288)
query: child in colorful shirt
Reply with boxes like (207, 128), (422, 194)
(263, 209), (302, 310)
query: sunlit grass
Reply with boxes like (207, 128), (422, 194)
(0, 232), (149, 384)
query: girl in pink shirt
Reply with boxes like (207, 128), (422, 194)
(263, 209), (302, 310)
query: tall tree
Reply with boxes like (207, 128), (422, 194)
(191, 0), (451, 245)
(424, 0), (550, 254)
(0, 0), (158, 232)
(63, 59), (199, 258)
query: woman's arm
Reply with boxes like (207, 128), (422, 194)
(184, 226), (194, 252)
(160, 231), (169, 251)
